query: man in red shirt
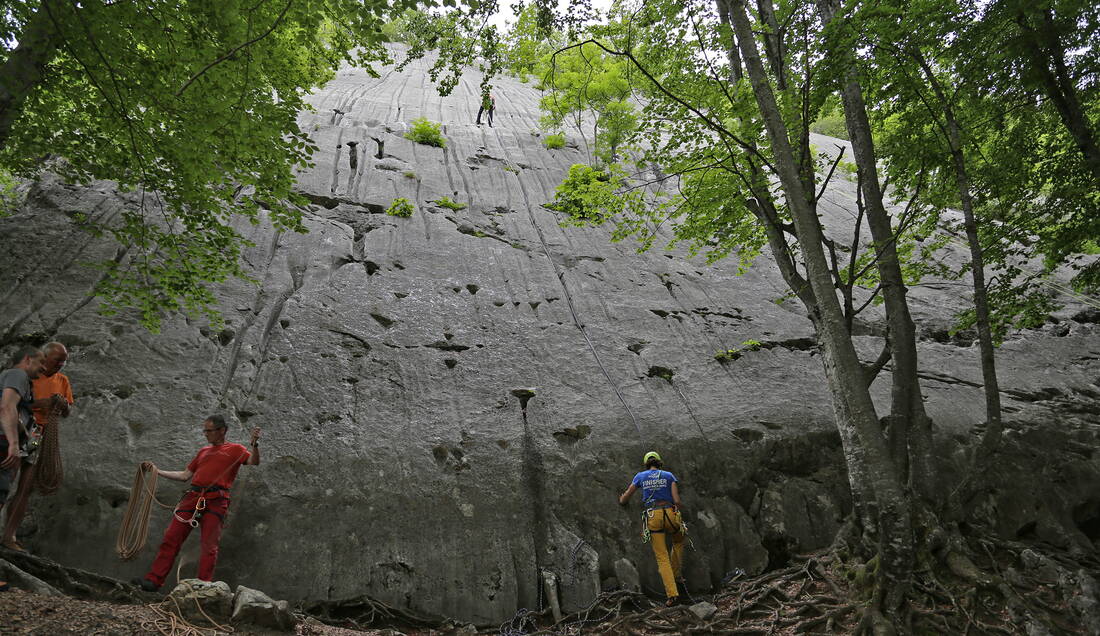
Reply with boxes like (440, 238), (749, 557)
(134, 415), (261, 591)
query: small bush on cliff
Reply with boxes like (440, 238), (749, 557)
(0, 170), (22, 218)
(405, 118), (446, 148)
(715, 339), (764, 363)
(543, 133), (566, 149)
(436, 196), (466, 211)
(387, 198), (415, 218)
(545, 164), (620, 224)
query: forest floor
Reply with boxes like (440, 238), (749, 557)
(0, 535), (1094, 635)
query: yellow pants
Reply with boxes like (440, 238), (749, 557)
(647, 508), (684, 599)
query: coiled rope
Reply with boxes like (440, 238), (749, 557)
(32, 408), (63, 495)
(116, 464), (172, 560)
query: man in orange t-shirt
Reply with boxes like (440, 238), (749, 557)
(2, 342), (72, 552)
(134, 415), (261, 591)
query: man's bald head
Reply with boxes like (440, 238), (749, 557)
(41, 342), (68, 378)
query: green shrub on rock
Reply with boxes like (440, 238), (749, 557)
(543, 133), (566, 149)
(387, 197), (415, 218)
(437, 196), (467, 211)
(405, 117), (446, 148)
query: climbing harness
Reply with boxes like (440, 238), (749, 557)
(640, 506), (685, 543)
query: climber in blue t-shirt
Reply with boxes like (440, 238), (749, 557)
(619, 451), (685, 605)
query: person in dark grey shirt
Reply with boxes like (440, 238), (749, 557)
(0, 346), (45, 488)
(0, 346), (44, 591)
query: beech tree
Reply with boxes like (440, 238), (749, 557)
(524, 0), (1098, 629)
(0, 0), (406, 330)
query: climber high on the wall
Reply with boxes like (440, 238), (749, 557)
(132, 415), (260, 592)
(476, 92), (495, 127)
(619, 451), (687, 606)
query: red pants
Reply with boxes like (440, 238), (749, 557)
(145, 491), (229, 586)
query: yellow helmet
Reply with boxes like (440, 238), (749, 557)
(643, 451), (661, 465)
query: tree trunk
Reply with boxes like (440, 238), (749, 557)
(815, 0), (936, 503)
(0, 2), (62, 152)
(755, 0), (786, 90)
(913, 53), (1004, 478)
(1015, 7), (1100, 184)
(730, 0), (912, 613)
(715, 0), (744, 82)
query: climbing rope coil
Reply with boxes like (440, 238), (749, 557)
(117, 463), (171, 560)
(32, 407), (63, 495)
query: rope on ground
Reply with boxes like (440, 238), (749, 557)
(140, 594), (235, 636)
(33, 408), (63, 495)
(116, 463), (172, 560)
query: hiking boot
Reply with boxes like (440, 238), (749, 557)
(132, 577), (160, 593)
(664, 596), (680, 607)
(0, 580), (9, 592)
(676, 577), (689, 597)
(1, 539), (26, 552)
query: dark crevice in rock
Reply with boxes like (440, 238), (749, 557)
(919, 326), (977, 346)
(627, 342), (647, 354)
(691, 307), (742, 320)
(364, 261), (380, 276)
(425, 341), (470, 352)
(552, 424), (591, 443)
(329, 329), (371, 352)
(444, 358), (457, 369)
(300, 191), (385, 215)
(1073, 501), (1100, 543)
(731, 428), (765, 444)
(1003, 387), (1064, 402)
(646, 366), (674, 382)
(1072, 308), (1100, 324)
(370, 313), (395, 329)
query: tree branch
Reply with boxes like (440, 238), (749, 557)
(176, 0), (293, 97)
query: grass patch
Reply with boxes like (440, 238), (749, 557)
(437, 196), (467, 211)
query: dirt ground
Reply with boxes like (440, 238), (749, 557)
(0, 588), (431, 636)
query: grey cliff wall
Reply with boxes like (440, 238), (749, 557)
(1, 48), (1099, 624)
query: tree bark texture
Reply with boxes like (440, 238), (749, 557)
(729, 0), (913, 611)
(815, 0), (936, 503)
(715, 0), (745, 82)
(912, 53), (1004, 472)
(0, 2), (62, 152)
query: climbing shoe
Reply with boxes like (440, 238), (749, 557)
(2, 539), (26, 552)
(676, 578), (688, 597)
(0, 580), (9, 592)
(132, 577), (160, 592)
(664, 596), (680, 607)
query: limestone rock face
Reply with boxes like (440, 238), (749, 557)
(168, 580), (233, 623)
(1, 47), (1099, 624)
(232, 585), (296, 630)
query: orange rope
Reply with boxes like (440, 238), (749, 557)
(33, 408), (62, 495)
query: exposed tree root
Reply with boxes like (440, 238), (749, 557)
(511, 529), (1097, 635)
(301, 594), (441, 631)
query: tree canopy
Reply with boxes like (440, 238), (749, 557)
(0, 0), (410, 330)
